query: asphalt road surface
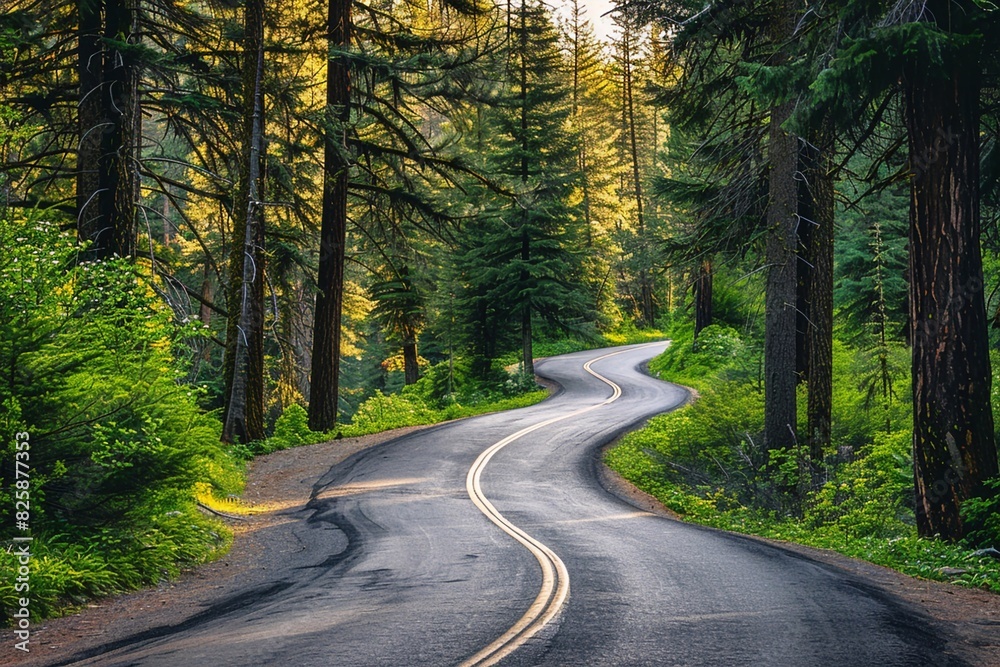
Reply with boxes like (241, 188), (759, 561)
(49, 343), (960, 666)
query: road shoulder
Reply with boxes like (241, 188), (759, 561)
(598, 441), (1000, 666)
(0, 426), (433, 667)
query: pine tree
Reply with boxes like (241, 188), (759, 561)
(221, 0), (267, 444)
(561, 0), (623, 322)
(309, 0), (352, 432)
(761, 0), (799, 452)
(306, 0), (490, 430)
(788, 0), (999, 535)
(900, 0), (998, 539)
(457, 0), (587, 376)
(370, 266), (425, 385)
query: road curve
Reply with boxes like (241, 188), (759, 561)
(43, 343), (962, 666)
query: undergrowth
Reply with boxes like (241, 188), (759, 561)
(0, 214), (242, 623)
(606, 323), (1000, 593)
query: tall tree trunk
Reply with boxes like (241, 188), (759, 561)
(107, 0), (140, 257)
(276, 284), (303, 410)
(805, 127), (834, 469)
(871, 222), (894, 435)
(222, 0), (266, 443)
(568, 0), (593, 248)
(521, 229), (534, 377)
(622, 22), (654, 328)
(694, 257), (712, 337)
(763, 0), (798, 452)
(199, 263), (214, 327)
(518, 0), (533, 378)
(795, 160), (813, 384)
(91, 0), (139, 259)
(403, 337), (419, 385)
(77, 0), (104, 255)
(308, 0), (352, 432)
(903, 6), (998, 539)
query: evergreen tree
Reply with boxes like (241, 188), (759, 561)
(561, 0), (624, 323)
(309, 0), (352, 432)
(900, 0), (998, 539)
(307, 0), (490, 431)
(221, 0), (267, 444)
(800, 0), (1000, 539)
(457, 0), (587, 376)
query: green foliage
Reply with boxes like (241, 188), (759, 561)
(344, 392), (439, 434)
(451, 0), (593, 371)
(649, 323), (755, 389)
(268, 404), (320, 452)
(834, 185), (908, 343)
(608, 324), (1000, 593)
(0, 502), (230, 618)
(338, 379), (549, 439)
(339, 356), (547, 437)
(493, 324), (668, 368)
(0, 213), (241, 623)
(809, 430), (914, 539)
(829, 340), (910, 448)
(961, 477), (1000, 549)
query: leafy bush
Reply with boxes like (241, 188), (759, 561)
(649, 323), (752, 389)
(627, 382), (763, 475)
(808, 430), (913, 539)
(962, 477), (1000, 549)
(608, 321), (1000, 593)
(268, 404), (321, 452)
(0, 213), (241, 622)
(343, 392), (439, 435)
(830, 340), (910, 449)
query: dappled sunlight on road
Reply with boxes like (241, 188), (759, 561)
(314, 477), (431, 501)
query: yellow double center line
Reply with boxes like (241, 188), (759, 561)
(460, 345), (655, 667)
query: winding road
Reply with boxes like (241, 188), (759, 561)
(44, 342), (962, 666)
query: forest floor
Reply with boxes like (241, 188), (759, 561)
(5, 422), (1000, 666)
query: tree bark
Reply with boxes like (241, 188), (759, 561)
(622, 22), (655, 328)
(222, 0), (266, 443)
(763, 0), (798, 452)
(518, 0), (534, 379)
(568, 0), (593, 248)
(308, 0), (352, 432)
(795, 164), (813, 384)
(403, 338), (419, 385)
(105, 0), (140, 258)
(694, 257), (713, 337)
(85, 0), (139, 259)
(804, 128), (834, 468)
(77, 0), (104, 255)
(903, 6), (999, 539)
(521, 229), (534, 377)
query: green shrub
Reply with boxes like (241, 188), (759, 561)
(807, 430), (913, 539)
(962, 477), (1000, 549)
(649, 323), (750, 388)
(343, 392), (439, 435)
(0, 213), (241, 623)
(268, 404), (320, 452)
(830, 340), (910, 448)
(607, 313), (1000, 593)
